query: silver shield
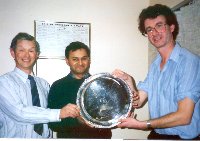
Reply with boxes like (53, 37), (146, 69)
(76, 73), (133, 128)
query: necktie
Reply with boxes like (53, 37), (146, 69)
(28, 75), (43, 136)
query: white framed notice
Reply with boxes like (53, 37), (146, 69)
(34, 21), (91, 59)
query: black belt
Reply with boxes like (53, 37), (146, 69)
(148, 130), (200, 140)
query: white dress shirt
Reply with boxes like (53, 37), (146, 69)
(0, 67), (60, 138)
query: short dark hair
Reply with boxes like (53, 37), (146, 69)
(10, 32), (40, 54)
(65, 41), (90, 58)
(138, 4), (179, 40)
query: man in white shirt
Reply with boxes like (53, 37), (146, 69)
(0, 32), (80, 138)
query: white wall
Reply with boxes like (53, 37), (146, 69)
(0, 0), (150, 139)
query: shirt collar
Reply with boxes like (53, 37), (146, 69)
(168, 42), (181, 63)
(14, 67), (30, 83)
(155, 42), (181, 64)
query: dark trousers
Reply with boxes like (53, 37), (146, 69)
(148, 130), (200, 140)
(57, 129), (112, 139)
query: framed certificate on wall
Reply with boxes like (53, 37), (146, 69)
(34, 21), (91, 59)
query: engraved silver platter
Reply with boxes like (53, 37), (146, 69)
(76, 73), (133, 128)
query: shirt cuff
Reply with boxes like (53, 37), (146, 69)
(49, 109), (61, 122)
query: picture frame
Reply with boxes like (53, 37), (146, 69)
(34, 20), (91, 59)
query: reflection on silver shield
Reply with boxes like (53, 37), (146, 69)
(76, 73), (133, 128)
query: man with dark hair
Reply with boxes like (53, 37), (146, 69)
(0, 32), (80, 138)
(113, 4), (200, 139)
(138, 4), (179, 40)
(48, 41), (112, 138)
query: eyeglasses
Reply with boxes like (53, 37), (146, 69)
(144, 23), (167, 37)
